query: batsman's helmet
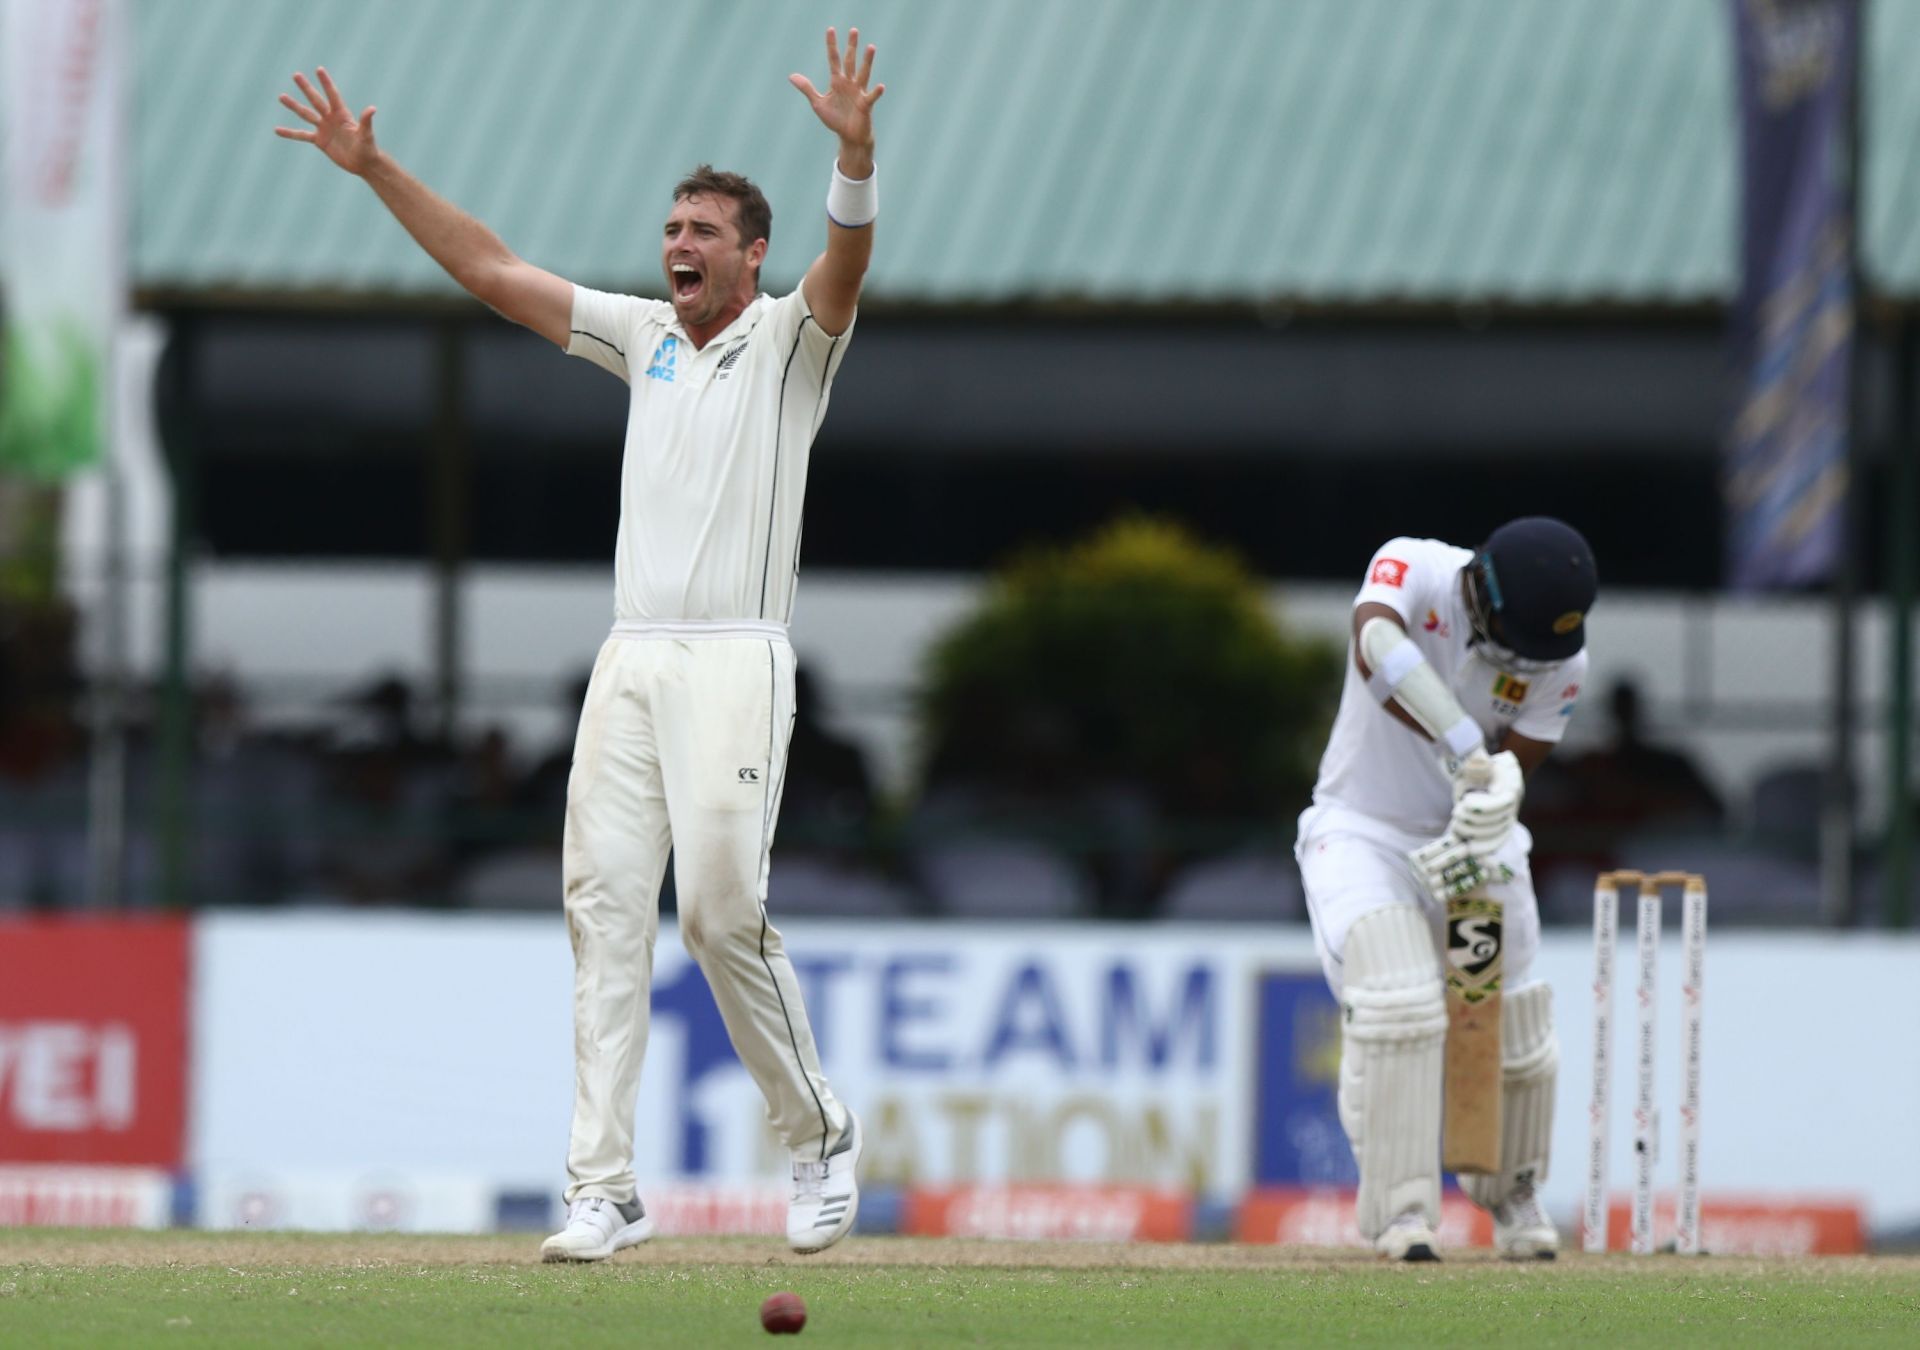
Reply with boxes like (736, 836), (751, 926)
(1463, 517), (1597, 662)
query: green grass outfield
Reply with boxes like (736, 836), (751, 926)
(3, 1232), (1917, 1347)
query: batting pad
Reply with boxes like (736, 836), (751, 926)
(1339, 904), (1448, 1239)
(1460, 979), (1558, 1211)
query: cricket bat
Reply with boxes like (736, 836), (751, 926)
(1443, 892), (1504, 1174)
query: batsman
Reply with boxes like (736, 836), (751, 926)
(1295, 517), (1597, 1261)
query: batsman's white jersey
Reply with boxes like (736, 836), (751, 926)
(1299, 537), (1587, 992)
(556, 282), (854, 1207)
(1299, 536), (1585, 1247)
(1312, 537), (1587, 838)
(568, 285), (851, 625)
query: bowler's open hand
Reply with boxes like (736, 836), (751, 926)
(789, 26), (883, 166)
(275, 67), (379, 176)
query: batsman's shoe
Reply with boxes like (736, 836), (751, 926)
(1491, 1183), (1559, 1261)
(1375, 1210), (1441, 1262)
(788, 1111), (862, 1254)
(540, 1196), (654, 1263)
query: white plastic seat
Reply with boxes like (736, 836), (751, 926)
(1158, 850), (1305, 921)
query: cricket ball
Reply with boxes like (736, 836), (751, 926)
(760, 1290), (807, 1335)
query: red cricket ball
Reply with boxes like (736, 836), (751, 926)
(760, 1290), (807, 1335)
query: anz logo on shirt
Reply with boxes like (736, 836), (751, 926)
(644, 335), (680, 383)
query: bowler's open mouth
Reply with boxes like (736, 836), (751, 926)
(670, 262), (704, 302)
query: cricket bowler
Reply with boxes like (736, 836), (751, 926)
(276, 26), (884, 1261)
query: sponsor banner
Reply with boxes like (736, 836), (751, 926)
(0, 916), (189, 1166)
(1251, 971), (1351, 1186)
(192, 915), (1920, 1236)
(196, 1171), (497, 1234)
(904, 1185), (1191, 1243)
(0, 0), (126, 477)
(1725, 0), (1860, 589)
(644, 925), (1260, 1199)
(484, 1186), (798, 1238)
(1236, 1187), (1493, 1249)
(645, 1182), (788, 1237)
(196, 916), (1285, 1200)
(0, 1164), (170, 1228)
(1596, 1195), (1864, 1256)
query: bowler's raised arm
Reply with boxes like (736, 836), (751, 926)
(276, 66), (574, 348)
(789, 27), (884, 336)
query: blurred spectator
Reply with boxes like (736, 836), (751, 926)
(448, 725), (524, 863)
(1528, 677), (1724, 894)
(909, 702), (1160, 919)
(339, 672), (444, 761)
(316, 672), (453, 904)
(451, 726), (567, 909)
(1747, 760), (1825, 862)
(463, 669), (639, 912)
(1572, 679), (1724, 827)
(778, 663), (878, 857)
(174, 673), (325, 905)
(516, 669), (591, 834)
(761, 661), (914, 918)
(0, 600), (89, 910)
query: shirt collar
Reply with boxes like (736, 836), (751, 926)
(667, 293), (770, 347)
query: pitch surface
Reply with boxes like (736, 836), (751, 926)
(3, 1232), (1917, 1346)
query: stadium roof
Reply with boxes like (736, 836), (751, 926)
(132, 0), (1920, 306)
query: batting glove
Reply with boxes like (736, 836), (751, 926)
(1443, 750), (1524, 849)
(1411, 834), (1488, 903)
(1409, 834), (1512, 905)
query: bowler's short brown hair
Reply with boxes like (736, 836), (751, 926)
(673, 165), (772, 250)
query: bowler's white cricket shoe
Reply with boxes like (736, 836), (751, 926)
(1376, 1209), (1441, 1262)
(788, 1111), (861, 1253)
(540, 1196), (654, 1263)
(1491, 1182), (1559, 1261)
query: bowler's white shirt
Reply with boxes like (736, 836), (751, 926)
(1311, 536), (1588, 837)
(567, 285), (852, 625)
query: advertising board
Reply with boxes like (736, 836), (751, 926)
(0, 916), (189, 1169)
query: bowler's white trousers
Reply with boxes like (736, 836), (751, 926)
(563, 622), (848, 1205)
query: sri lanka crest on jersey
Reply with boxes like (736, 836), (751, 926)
(1490, 671), (1530, 715)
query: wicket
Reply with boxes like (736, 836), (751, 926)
(1583, 870), (1708, 1256)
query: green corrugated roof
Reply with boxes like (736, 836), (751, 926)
(125, 0), (1920, 304)
(1867, 0), (1920, 293)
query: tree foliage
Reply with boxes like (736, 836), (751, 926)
(917, 517), (1342, 835)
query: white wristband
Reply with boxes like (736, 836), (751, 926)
(1440, 716), (1485, 758)
(827, 161), (878, 228)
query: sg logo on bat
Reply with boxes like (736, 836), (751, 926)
(1445, 895), (1504, 1004)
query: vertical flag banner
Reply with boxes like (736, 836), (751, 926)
(1725, 0), (1861, 591)
(0, 0), (125, 480)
